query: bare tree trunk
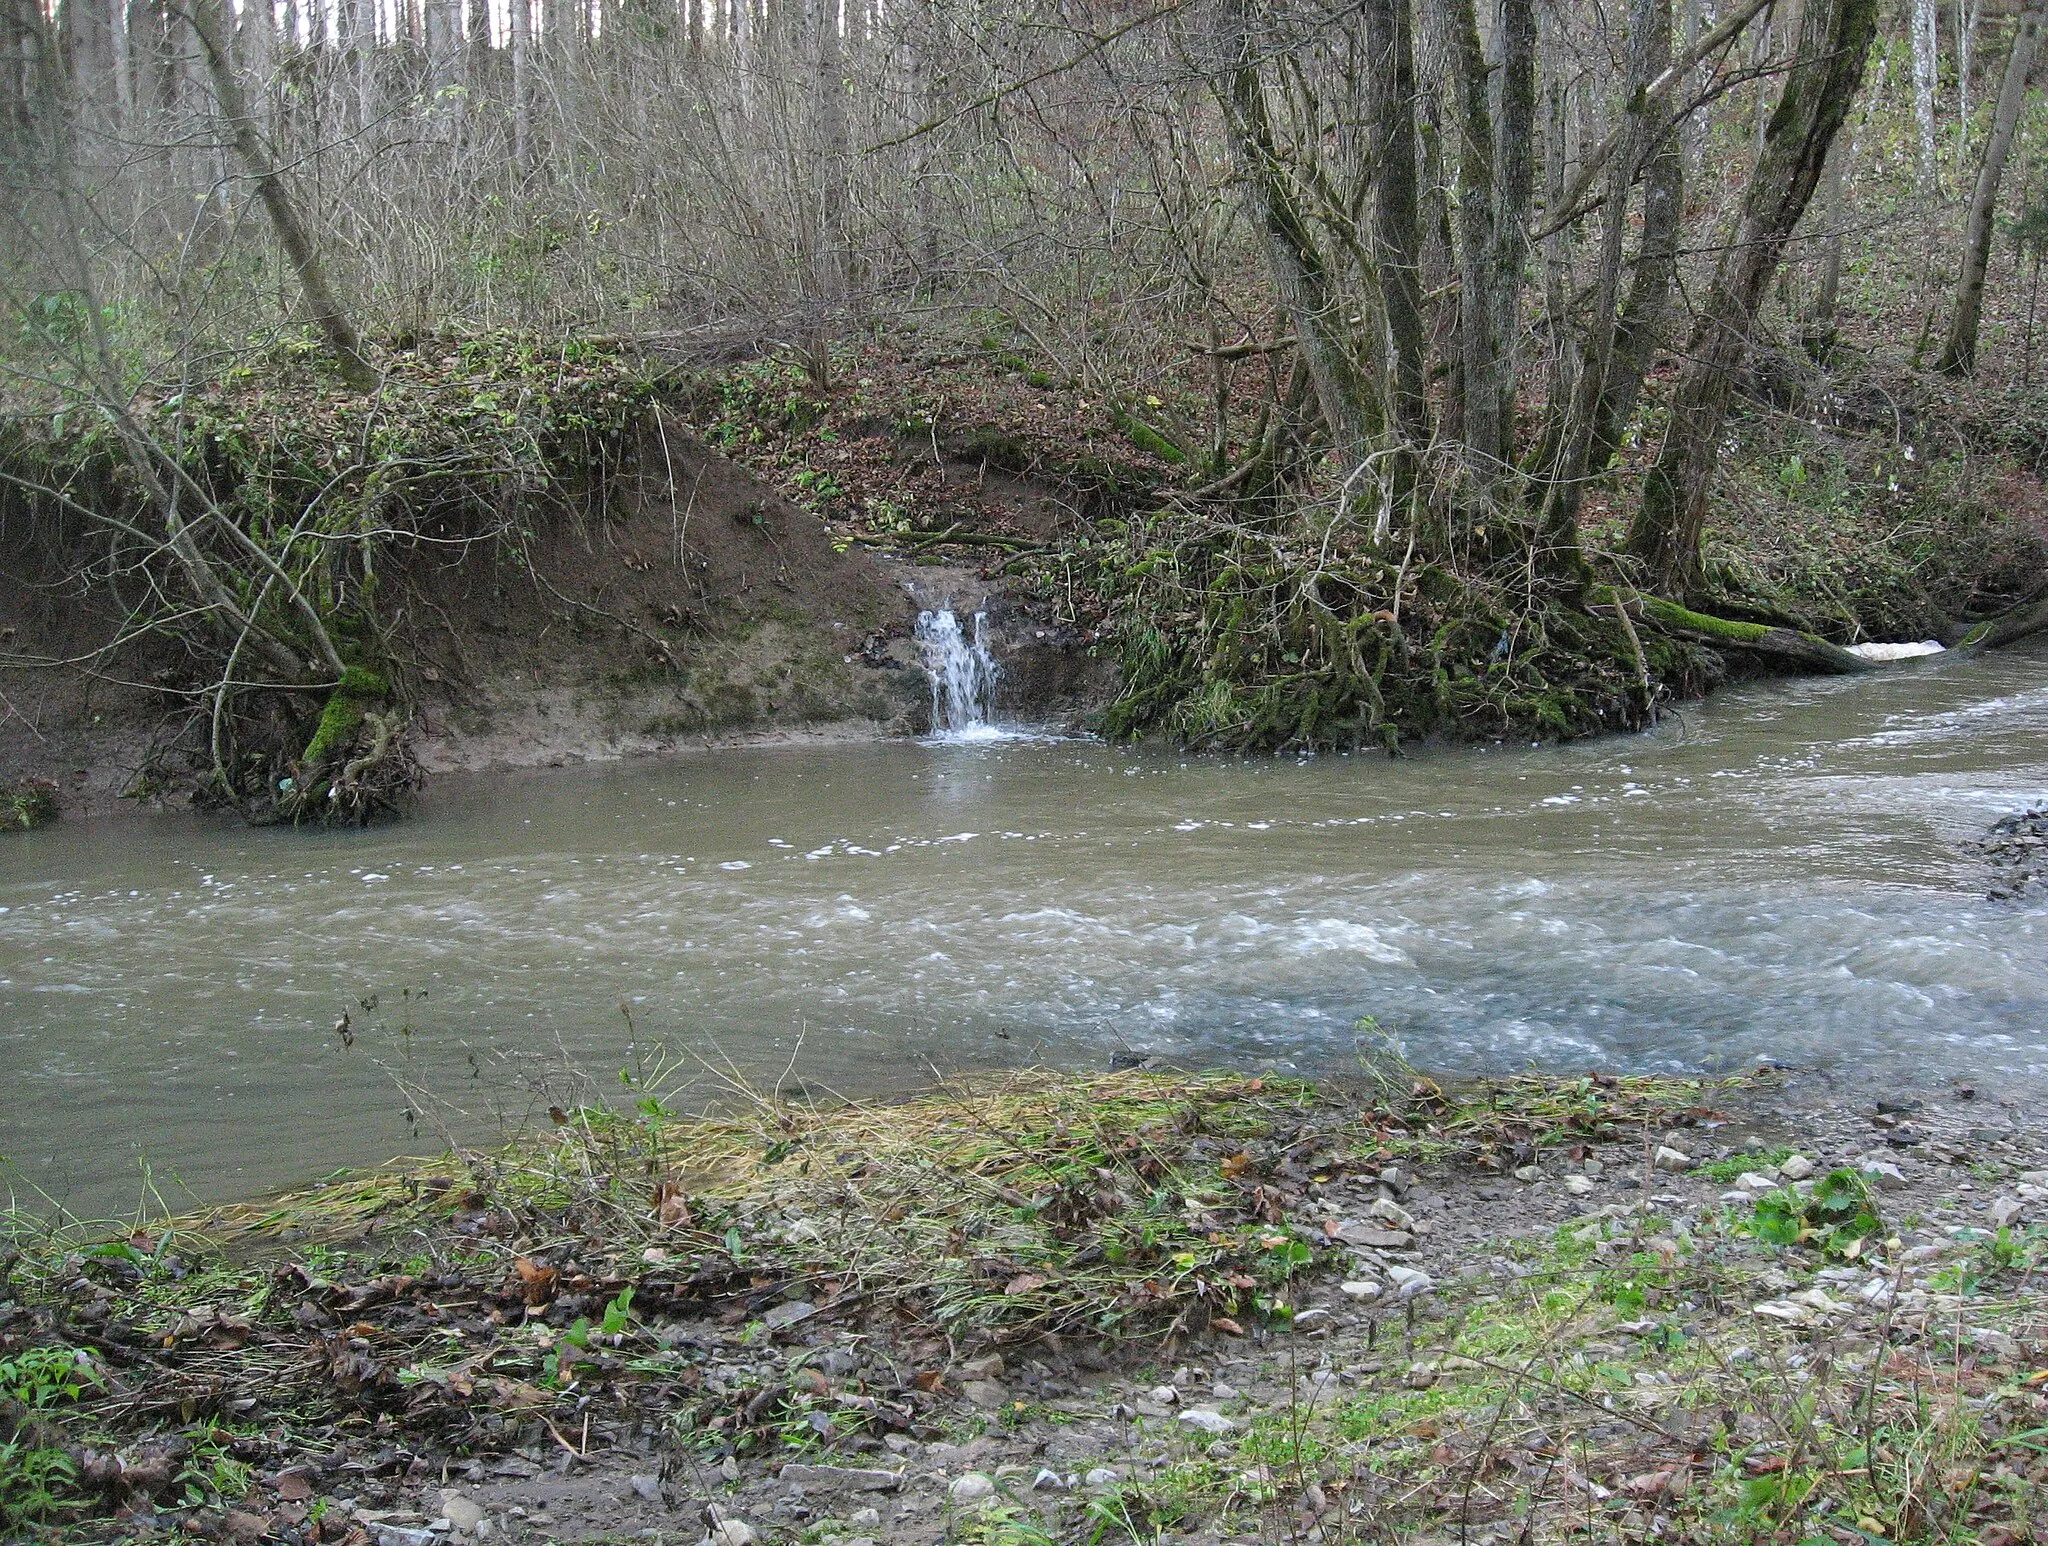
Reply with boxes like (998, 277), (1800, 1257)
(1592, 0), (1684, 468)
(1959, 0), (1980, 142)
(1537, 0), (1669, 579)
(1216, 0), (1376, 476)
(185, 0), (379, 391)
(1440, 0), (1502, 479)
(1363, 0), (1429, 451)
(1805, 129), (1849, 351)
(1627, 0), (1879, 592)
(1913, 0), (1938, 186)
(510, 0), (531, 171)
(1938, 0), (2045, 375)
(1491, 0), (1537, 463)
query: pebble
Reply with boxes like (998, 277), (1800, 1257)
(762, 1301), (815, 1330)
(960, 1380), (1010, 1410)
(1737, 1172), (1779, 1193)
(1514, 1165), (1542, 1183)
(441, 1494), (488, 1531)
(850, 1509), (881, 1529)
(1989, 1196), (2025, 1228)
(370, 1529), (436, 1546)
(1563, 1175), (1595, 1197)
(1779, 1155), (1815, 1180)
(623, 1477), (662, 1505)
(949, 1473), (997, 1504)
(1367, 1197), (1416, 1230)
(1179, 1408), (1235, 1435)
(1211, 1382), (1241, 1399)
(1386, 1265), (1435, 1299)
(1652, 1146), (1691, 1172)
(1860, 1160), (1909, 1191)
(1031, 1469), (1066, 1492)
(1339, 1279), (1382, 1300)
(706, 1522), (756, 1546)
(1146, 1384), (1180, 1406)
(1083, 1468), (1122, 1489)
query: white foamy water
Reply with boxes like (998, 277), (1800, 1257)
(3, 641), (2045, 1212)
(915, 605), (1003, 739)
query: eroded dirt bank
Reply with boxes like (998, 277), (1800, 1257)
(0, 418), (1109, 820)
(6, 1065), (2045, 1545)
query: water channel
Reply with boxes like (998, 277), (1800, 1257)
(4, 641), (2045, 1217)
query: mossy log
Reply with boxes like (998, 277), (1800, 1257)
(1616, 592), (1880, 675)
(1957, 597), (2048, 652)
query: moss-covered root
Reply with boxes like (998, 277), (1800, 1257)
(278, 666), (415, 825)
(1624, 592), (1880, 675)
(0, 778), (60, 832)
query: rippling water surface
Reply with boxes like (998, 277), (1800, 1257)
(5, 644), (2045, 1213)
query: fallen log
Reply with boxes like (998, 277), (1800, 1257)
(1616, 592), (1881, 675)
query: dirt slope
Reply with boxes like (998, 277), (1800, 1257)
(0, 419), (1108, 819)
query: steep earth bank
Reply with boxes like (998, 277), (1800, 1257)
(0, 417), (1109, 821)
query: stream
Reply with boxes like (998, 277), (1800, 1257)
(4, 642), (2046, 1217)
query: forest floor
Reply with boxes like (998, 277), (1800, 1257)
(6, 1056), (2048, 1546)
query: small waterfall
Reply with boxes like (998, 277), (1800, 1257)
(915, 605), (1002, 738)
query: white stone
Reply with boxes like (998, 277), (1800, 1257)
(1514, 1165), (1542, 1183)
(1989, 1196), (2025, 1227)
(1031, 1468), (1065, 1492)
(1737, 1172), (1779, 1193)
(1083, 1468), (1122, 1489)
(1178, 1408), (1236, 1435)
(706, 1524), (757, 1546)
(1860, 1160), (1909, 1191)
(849, 1509), (881, 1530)
(949, 1474), (997, 1504)
(1778, 1155), (1815, 1181)
(1145, 1384), (1180, 1406)
(1387, 1265), (1435, 1298)
(1367, 1197), (1416, 1230)
(1564, 1175), (1596, 1197)
(1652, 1146), (1691, 1172)
(1339, 1279), (1382, 1300)
(440, 1495), (488, 1532)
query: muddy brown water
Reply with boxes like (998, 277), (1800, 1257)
(4, 644), (2046, 1217)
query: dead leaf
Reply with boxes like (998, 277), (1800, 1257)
(1211, 1316), (1244, 1336)
(512, 1257), (557, 1306)
(1003, 1273), (1048, 1296)
(486, 1376), (551, 1409)
(652, 1179), (693, 1229)
(913, 1369), (946, 1393)
(275, 1472), (314, 1502)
